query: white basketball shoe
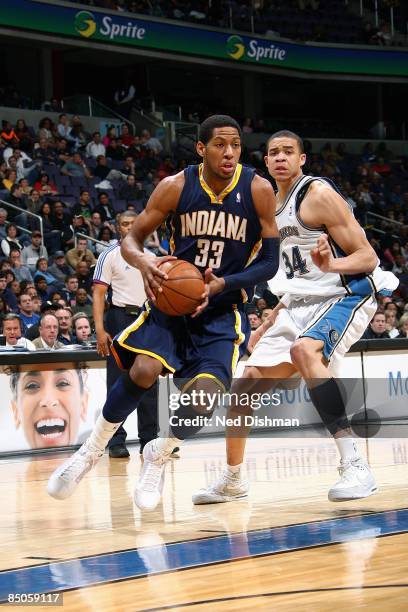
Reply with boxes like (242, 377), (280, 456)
(134, 439), (173, 511)
(192, 469), (249, 505)
(47, 440), (104, 500)
(328, 458), (377, 502)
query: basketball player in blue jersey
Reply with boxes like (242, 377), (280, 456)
(47, 115), (280, 510)
(193, 130), (399, 505)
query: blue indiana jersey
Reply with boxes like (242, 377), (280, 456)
(168, 163), (262, 306)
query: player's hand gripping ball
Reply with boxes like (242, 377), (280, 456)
(153, 260), (206, 316)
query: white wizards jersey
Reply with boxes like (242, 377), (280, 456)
(268, 175), (398, 300)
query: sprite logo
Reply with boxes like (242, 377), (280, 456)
(227, 35), (245, 60)
(75, 11), (97, 38)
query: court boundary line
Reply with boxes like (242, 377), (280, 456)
(2, 505), (406, 574)
(140, 583), (408, 611)
(1, 529), (407, 604)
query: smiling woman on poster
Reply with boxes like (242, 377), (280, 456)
(9, 363), (89, 449)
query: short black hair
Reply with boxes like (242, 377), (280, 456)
(198, 115), (242, 144)
(267, 130), (304, 153)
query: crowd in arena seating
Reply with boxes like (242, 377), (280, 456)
(0, 110), (406, 348)
(63, 0), (405, 46)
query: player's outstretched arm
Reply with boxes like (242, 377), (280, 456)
(307, 183), (377, 275)
(222, 175), (280, 292)
(121, 173), (183, 301)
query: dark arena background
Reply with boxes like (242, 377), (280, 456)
(0, 1), (407, 610)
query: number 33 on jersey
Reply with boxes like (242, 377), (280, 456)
(168, 163), (262, 305)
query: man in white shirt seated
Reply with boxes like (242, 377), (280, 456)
(1, 314), (35, 350)
(32, 313), (65, 350)
(86, 132), (106, 158)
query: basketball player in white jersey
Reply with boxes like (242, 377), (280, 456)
(193, 130), (399, 505)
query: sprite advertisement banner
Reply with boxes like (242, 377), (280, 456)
(0, 0), (407, 77)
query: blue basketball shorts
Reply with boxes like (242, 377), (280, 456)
(111, 302), (250, 390)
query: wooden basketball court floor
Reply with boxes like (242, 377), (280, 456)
(0, 435), (407, 611)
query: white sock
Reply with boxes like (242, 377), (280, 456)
(227, 463), (242, 474)
(154, 436), (183, 454)
(88, 415), (123, 452)
(335, 437), (361, 463)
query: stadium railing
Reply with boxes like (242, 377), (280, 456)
(0, 199), (44, 247)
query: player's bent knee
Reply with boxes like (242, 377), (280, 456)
(130, 355), (162, 388)
(290, 338), (322, 367)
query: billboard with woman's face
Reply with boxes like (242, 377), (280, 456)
(0, 361), (140, 453)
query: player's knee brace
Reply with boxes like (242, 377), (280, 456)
(308, 378), (349, 435)
(103, 372), (151, 422)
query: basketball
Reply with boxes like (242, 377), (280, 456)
(154, 260), (205, 316)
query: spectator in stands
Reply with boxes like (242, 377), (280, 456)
(88, 211), (104, 240)
(93, 155), (110, 181)
(248, 311), (262, 330)
(51, 200), (72, 233)
(47, 251), (73, 285)
(0, 208), (8, 240)
(2, 313), (35, 350)
(242, 118), (254, 134)
(120, 124), (134, 148)
(31, 295), (42, 315)
(102, 126), (116, 148)
(75, 260), (93, 294)
(21, 231), (48, 272)
(33, 173), (58, 197)
(5, 147), (40, 182)
(69, 116), (88, 151)
(86, 132), (106, 158)
(33, 137), (58, 165)
(397, 314), (408, 338)
(95, 227), (116, 256)
(38, 117), (55, 144)
(34, 257), (61, 288)
(9, 249), (33, 283)
(372, 157), (391, 177)
(24, 301), (57, 341)
(362, 311), (390, 339)
(2, 168), (16, 191)
(1, 224), (24, 257)
(55, 138), (70, 166)
(32, 313), (65, 350)
(14, 119), (34, 153)
(141, 129), (163, 154)
(1, 121), (19, 146)
(72, 190), (93, 219)
(34, 275), (50, 304)
(157, 157), (176, 180)
(61, 152), (92, 178)
(95, 192), (115, 223)
(18, 292), (40, 330)
(18, 178), (32, 198)
(66, 237), (96, 269)
(72, 312), (93, 344)
(72, 287), (93, 320)
(385, 310), (399, 338)
(106, 138), (125, 161)
(0, 271), (18, 311)
(0, 295), (9, 317)
(57, 114), (73, 142)
(61, 275), (79, 307)
(25, 189), (42, 216)
(9, 278), (20, 301)
(55, 306), (74, 345)
(122, 155), (136, 177)
(118, 174), (144, 204)
(4, 183), (30, 230)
